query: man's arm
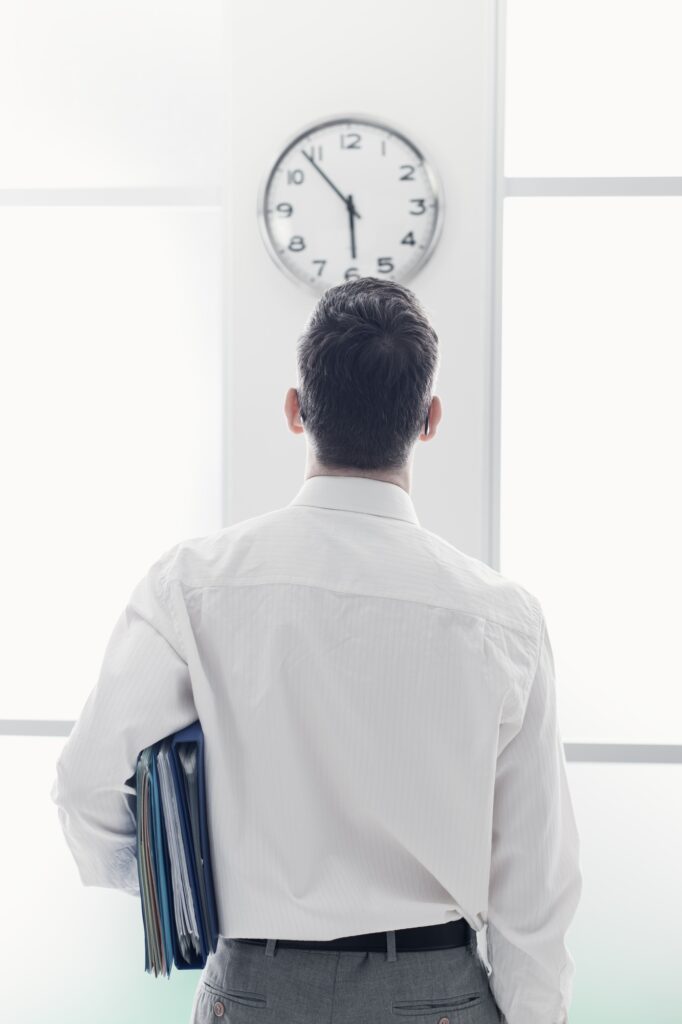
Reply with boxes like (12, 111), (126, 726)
(486, 606), (583, 1024)
(49, 545), (198, 896)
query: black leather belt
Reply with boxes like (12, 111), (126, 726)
(235, 918), (472, 953)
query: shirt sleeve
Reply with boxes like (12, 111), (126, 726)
(486, 605), (583, 1024)
(49, 545), (198, 897)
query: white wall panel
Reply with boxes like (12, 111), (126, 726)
(223, 0), (500, 561)
(0, 207), (223, 718)
(0, 0), (223, 188)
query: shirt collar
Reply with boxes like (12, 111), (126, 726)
(287, 474), (420, 526)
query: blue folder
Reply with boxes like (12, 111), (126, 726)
(135, 719), (219, 976)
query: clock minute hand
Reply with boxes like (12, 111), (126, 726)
(301, 150), (362, 219)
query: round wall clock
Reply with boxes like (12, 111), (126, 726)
(257, 112), (444, 294)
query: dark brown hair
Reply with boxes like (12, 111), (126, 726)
(296, 277), (440, 471)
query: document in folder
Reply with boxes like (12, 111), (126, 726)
(135, 719), (219, 976)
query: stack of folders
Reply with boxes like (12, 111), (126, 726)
(135, 719), (219, 977)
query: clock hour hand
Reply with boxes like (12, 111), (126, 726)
(301, 150), (362, 219)
(347, 194), (359, 261)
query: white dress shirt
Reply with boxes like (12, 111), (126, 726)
(51, 474), (581, 1024)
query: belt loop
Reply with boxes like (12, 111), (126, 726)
(265, 938), (277, 957)
(386, 929), (397, 962)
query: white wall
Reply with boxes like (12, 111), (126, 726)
(223, 0), (499, 561)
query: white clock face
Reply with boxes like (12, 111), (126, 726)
(257, 114), (444, 294)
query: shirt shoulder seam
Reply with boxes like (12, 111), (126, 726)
(157, 562), (189, 662)
(166, 574), (537, 638)
(523, 596), (545, 701)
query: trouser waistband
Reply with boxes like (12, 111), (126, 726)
(235, 918), (473, 962)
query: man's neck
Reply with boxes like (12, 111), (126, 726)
(304, 461), (411, 494)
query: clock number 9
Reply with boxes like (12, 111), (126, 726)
(276, 202), (293, 217)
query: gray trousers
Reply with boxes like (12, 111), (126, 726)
(190, 929), (504, 1024)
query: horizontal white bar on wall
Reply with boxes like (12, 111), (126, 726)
(0, 187), (222, 206)
(564, 743), (682, 764)
(1, 721), (681, 763)
(505, 177), (682, 197)
(1, 720), (73, 737)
